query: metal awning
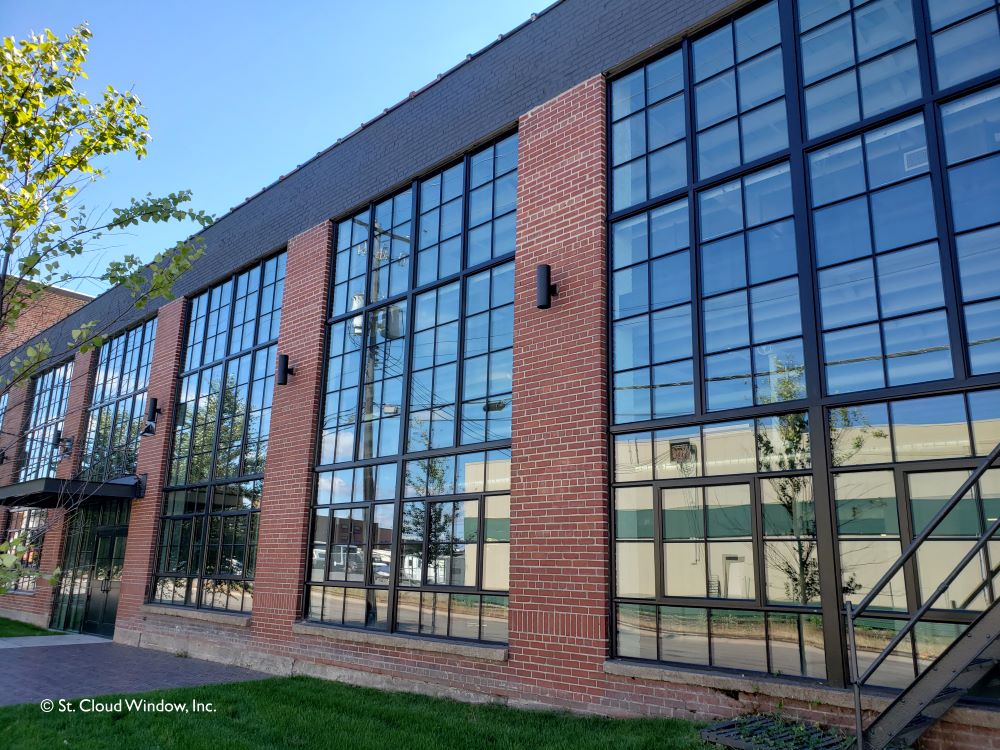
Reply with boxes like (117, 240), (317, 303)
(0, 475), (143, 508)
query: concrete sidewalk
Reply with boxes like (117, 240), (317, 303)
(0, 633), (106, 649)
(2, 641), (267, 706)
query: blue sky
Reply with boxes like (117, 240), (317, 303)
(6, 1), (541, 295)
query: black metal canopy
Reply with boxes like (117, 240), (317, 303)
(0, 476), (143, 508)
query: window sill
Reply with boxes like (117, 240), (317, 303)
(141, 603), (251, 628)
(603, 660), (1000, 726)
(291, 621), (508, 662)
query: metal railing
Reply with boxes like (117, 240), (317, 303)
(844, 438), (1000, 750)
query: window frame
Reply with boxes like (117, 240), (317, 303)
(306, 132), (519, 644)
(607, 0), (1000, 688)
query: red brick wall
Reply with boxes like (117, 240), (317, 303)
(507, 74), (610, 701)
(251, 222), (332, 635)
(116, 298), (188, 626)
(0, 287), (90, 357)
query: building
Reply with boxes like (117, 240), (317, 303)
(0, 285), (91, 357)
(1, 0), (999, 745)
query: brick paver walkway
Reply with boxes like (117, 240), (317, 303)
(3, 640), (266, 706)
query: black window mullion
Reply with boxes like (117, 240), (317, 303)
(683, 37), (706, 418)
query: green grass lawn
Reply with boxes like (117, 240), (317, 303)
(0, 616), (57, 637)
(0, 676), (711, 750)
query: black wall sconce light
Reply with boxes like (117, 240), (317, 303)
(276, 353), (295, 386)
(0, 449), (7, 466)
(536, 264), (558, 309)
(52, 429), (74, 461)
(141, 398), (162, 437)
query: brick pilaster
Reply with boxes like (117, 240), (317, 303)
(509, 75), (610, 697)
(115, 297), (188, 635)
(251, 222), (332, 633)
(0, 382), (32, 486)
(56, 348), (97, 480)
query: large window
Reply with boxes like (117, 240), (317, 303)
(610, 0), (1000, 685)
(942, 84), (1000, 374)
(4, 507), (47, 591)
(152, 253), (285, 612)
(310, 133), (517, 643)
(20, 362), (73, 482)
(613, 414), (825, 678)
(81, 319), (157, 481)
(811, 113), (952, 393)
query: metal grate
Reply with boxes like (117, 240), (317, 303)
(702, 716), (855, 750)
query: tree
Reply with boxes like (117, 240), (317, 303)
(0, 22), (214, 594)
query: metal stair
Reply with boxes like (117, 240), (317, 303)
(844, 438), (1000, 749)
(703, 439), (1000, 750)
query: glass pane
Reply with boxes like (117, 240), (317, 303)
(708, 542), (755, 599)
(877, 243), (944, 317)
(859, 44), (921, 118)
(711, 609), (766, 670)
(662, 487), (703, 539)
(698, 120), (741, 178)
(663, 543), (708, 597)
(646, 96), (685, 151)
(701, 235), (746, 295)
(617, 604), (658, 659)
(806, 71), (859, 138)
(706, 484), (752, 538)
(697, 71), (737, 129)
(758, 414), (812, 473)
(738, 49), (784, 110)
(814, 198), (872, 267)
(956, 225), (1000, 302)
(870, 178), (936, 252)
(741, 100), (789, 163)
(949, 153), (1000, 232)
(854, 0), (914, 60)
(802, 16), (855, 84)
(830, 402), (892, 466)
(765, 541), (820, 604)
(892, 394), (970, 461)
(941, 85), (1000, 165)
(654, 426), (702, 479)
(810, 137), (865, 207)
(967, 299), (1000, 374)
(660, 606), (710, 665)
(909, 471), (977, 537)
(616, 487), (655, 539)
(825, 324), (885, 394)
(616, 542), (655, 598)
(704, 292), (749, 352)
(751, 278), (801, 343)
(706, 349), (753, 410)
(917, 542), (988, 610)
(840, 541), (907, 610)
(864, 114), (928, 188)
(882, 311), (953, 386)
(819, 259), (878, 329)
(835, 471), (899, 535)
(769, 613), (826, 679)
(934, 12), (1000, 90)
(762, 475), (815, 535)
(704, 420), (756, 475)
(970, 389), (1000, 455)
(615, 432), (654, 482)
(748, 219), (797, 284)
